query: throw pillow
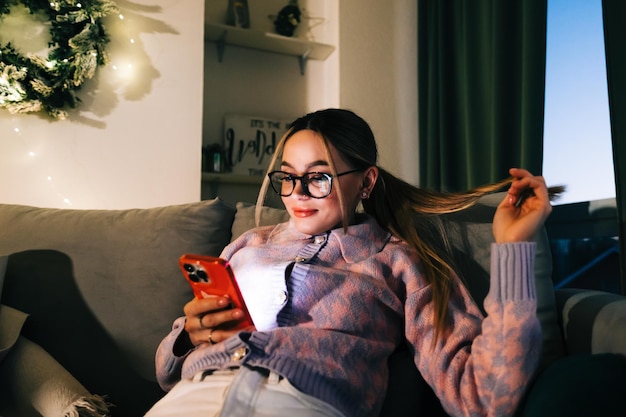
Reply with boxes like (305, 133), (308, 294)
(0, 335), (110, 417)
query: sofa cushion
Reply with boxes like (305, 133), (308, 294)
(518, 353), (626, 417)
(443, 192), (564, 366)
(557, 288), (626, 355)
(230, 201), (291, 241)
(0, 199), (236, 382)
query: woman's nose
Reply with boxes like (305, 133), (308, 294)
(291, 179), (309, 198)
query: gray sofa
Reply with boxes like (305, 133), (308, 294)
(0, 194), (625, 416)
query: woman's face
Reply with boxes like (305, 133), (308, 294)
(279, 129), (364, 235)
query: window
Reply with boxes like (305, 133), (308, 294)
(543, 0), (621, 294)
(542, 0), (614, 205)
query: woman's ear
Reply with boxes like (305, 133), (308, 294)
(361, 166), (379, 198)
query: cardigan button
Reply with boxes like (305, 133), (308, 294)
(314, 235), (326, 244)
(294, 256), (307, 262)
(231, 347), (249, 361)
(276, 290), (288, 305)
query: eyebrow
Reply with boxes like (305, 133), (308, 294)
(281, 160), (330, 170)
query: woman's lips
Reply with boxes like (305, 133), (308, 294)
(292, 208), (317, 218)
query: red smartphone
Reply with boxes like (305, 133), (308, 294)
(179, 254), (254, 330)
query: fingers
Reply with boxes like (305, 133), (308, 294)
(508, 168), (547, 192)
(191, 307), (244, 331)
(190, 326), (219, 346)
(193, 326), (253, 347)
(195, 324), (217, 346)
(183, 296), (246, 346)
(183, 295), (229, 317)
(506, 168), (549, 208)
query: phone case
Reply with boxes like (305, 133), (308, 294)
(179, 254), (254, 330)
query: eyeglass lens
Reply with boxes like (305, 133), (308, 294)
(270, 172), (333, 198)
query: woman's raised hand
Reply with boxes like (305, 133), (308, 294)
(183, 296), (253, 347)
(492, 168), (553, 243)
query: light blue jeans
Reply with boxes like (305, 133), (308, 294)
(144, 367), (346, 417)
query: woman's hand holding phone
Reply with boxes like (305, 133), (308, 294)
(183, 296), (252, 346)
(179, 254), (255, 347)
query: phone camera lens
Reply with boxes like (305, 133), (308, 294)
(196, 270), (208, 282)
(183, 263), (195, 272)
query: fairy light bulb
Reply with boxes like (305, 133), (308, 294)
(107, 12), (137, 82)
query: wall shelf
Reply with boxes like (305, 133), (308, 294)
(204, 23), (335, 75)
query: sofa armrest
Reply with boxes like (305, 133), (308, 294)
(556, 288), (626, 355)
(0, 336), (110, 417)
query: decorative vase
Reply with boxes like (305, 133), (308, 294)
(227, 0), (250, 28)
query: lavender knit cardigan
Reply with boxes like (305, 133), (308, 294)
(155, 215), (541, 417)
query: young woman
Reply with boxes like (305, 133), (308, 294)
(145, 108), (554, 417)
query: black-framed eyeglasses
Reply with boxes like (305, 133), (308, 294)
(267, 168), (362, 199)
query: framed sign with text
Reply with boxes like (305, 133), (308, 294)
(224, 114), (293, 176)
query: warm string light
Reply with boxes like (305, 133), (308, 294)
(5, 119), (74, 207)
(109, 12), (136, 80)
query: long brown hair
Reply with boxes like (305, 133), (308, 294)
(257, 108), (561, 342)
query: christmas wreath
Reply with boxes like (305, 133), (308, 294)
(0, 0), (118, 119)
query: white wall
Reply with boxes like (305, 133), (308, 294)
(0, 0), (205, 209)
(339, 0), (419, 185)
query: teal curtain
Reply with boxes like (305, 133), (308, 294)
(418, 0), (547, 191)
(602, 0), (626, 294)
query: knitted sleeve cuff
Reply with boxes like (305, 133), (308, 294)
(489, 242), (537, 301)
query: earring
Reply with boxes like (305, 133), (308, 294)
(361, 192), (368, 199)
